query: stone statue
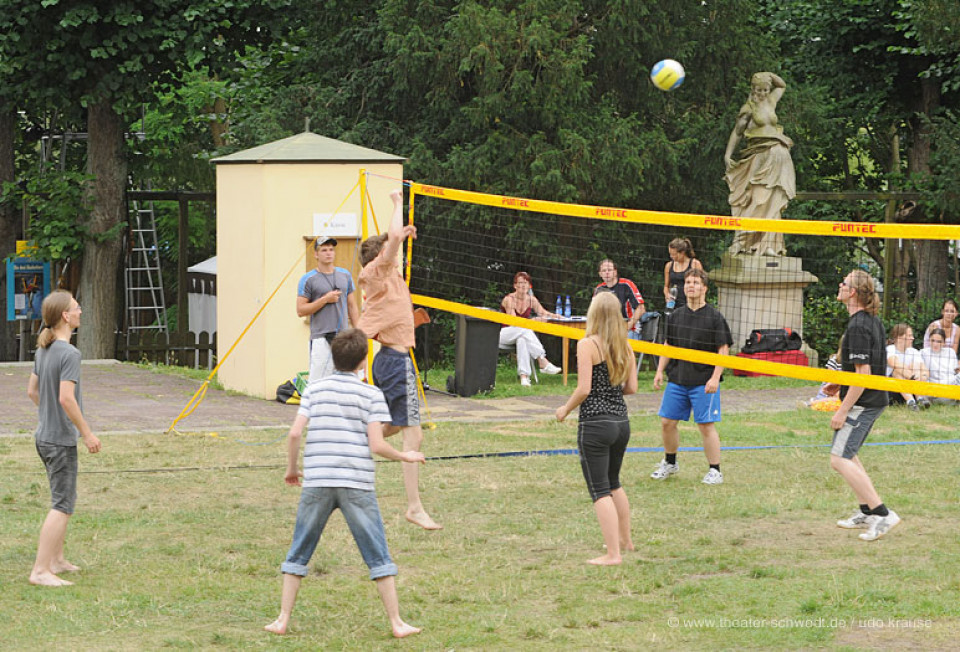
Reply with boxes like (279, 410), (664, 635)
(724, 72), (796, 257)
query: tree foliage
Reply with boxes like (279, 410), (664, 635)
(0, 0), (295, 357)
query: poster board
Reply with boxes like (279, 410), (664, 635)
(6, 258), (50, 321)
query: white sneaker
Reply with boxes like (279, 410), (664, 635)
(859, 510), (901, 541)
(650, 459), (679, 480)
(837, 510), (872, 529)
(702, 468), (724, 485)
(540, 362), (561, 375)
(520, 376), (531, 387)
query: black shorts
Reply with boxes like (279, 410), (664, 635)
(578, 415), (631, 502)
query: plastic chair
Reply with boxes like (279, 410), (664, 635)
(635, 311), (663, 374)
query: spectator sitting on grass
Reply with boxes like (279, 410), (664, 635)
(920, 327), (959, 406)
(885, 323), (929, 410)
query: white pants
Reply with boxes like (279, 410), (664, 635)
(499, 326), (545, 377)
(309, 337), (335, 383)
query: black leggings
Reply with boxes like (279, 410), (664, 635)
(578, 415), (631, 502)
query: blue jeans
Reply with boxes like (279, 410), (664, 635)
(281, 486), (398, 580)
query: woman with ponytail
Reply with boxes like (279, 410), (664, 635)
(555, 292), (638, 565)
(26, 290), (101, 586)
(831, 270), (899, 542)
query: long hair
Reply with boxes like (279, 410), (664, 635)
(887, 323), (911, 346)
(584, 292), (632, 386)
(37, 290), (74, 349)
(668, 237), (695, 259)
(847, 269), (880, 316)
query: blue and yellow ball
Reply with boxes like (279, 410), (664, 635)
(650, 59), (685, 91)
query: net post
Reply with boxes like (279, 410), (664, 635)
(882, 197), (896, 321)
(406, 185), (416, 285)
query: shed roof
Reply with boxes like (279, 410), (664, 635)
(211, 132), (406, 165)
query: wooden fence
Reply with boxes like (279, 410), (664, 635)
(116, 331), (217, 370)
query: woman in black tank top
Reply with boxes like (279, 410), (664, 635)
(555, 292), (638, 565)
(663, 237), (702, 309)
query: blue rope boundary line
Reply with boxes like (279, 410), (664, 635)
(423, 438), (960, 461)
(12, 438), (959, 477)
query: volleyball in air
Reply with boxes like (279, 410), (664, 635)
(650, 59), (685, 91)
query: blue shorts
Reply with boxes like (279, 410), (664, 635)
(658, 382), (722, 424)
(371, 348), (421, 427)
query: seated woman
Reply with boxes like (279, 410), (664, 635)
(499, 271), (561, 386)
(923, 299), (960, 353)
(886, 323), (930, 410)
(920, 327), (959, 405)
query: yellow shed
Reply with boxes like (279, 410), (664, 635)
(212, 132), (405, 399)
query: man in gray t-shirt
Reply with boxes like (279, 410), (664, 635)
(297, 237), (360, 382)
(27, 289), (100, 588)
(34, 340), (83, 445)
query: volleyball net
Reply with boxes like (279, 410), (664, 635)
(405, 181), (960, 400)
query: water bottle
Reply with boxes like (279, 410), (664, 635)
(667, 285), (677, 310)
(555, 295), (563, 315)
(564, 295), (572, 318)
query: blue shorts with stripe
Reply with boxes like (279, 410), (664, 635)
(658, 382), (722, 424)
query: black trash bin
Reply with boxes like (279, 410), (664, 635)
(453, 314), (500, 396)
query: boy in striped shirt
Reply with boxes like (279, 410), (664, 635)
(265, 328), (423, 638)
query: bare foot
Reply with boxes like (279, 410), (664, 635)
(406, 509), (442, 530)
(51, 560), (81, 573)
(621, 541), (636, 552)
(29, 571), (73, 587)
(392, 620), (422, 638)
(264, 618), (288, 635)
(587, 555), (622, 566)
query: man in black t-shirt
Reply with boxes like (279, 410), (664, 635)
(652, 269), (733, 485)
(831, 270), (899, 541)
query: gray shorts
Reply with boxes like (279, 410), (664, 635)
(36, 441), (78, 514)
(831, 405), (885, 459)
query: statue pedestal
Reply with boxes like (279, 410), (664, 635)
(711, 254), (820, 367)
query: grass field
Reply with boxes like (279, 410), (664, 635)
(2, 403), (959, 649)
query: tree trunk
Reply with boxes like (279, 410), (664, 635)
(909, 76), (946, 299)
(77, 99), (127, 359)
(0, 105), (20, 360)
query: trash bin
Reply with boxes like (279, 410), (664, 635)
(453, 314), (500, 396)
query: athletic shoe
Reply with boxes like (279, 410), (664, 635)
(837, 510), (872, 529)
(859, 510), (901, 541)
(907, 399), (919, 411)
(541, 362), (561, 375)
(702, 468), (724, 485)
(918, 396), (932, 409)
(520, 377), (531, 387)
(651, 460), (679, 480)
